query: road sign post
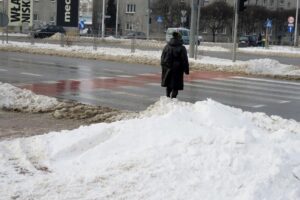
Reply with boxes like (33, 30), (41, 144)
(232, 0), (239, 62)
(294, 1), (299, 47)
(287, 16), (296, 46)
(265, 19), (272, 48)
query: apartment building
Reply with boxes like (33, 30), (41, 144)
(200, 0), (296, 10)
(80, 0), (93, 26)
(0, 0), (56, 30)
(32, 0), (57, 29)
(93, 0), (149, 36)
(1, 0), (90, 31)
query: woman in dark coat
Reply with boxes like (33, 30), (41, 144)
(161, 32), (189, 98)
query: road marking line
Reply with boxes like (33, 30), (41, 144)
(184, 82), (284, 103)
(10, 58), (24, 62)
(20, 72), (43, 77)
(67, 78), (88, 81)
(139, 73), (157, 76)
(188, 81), (300, 100)
(252, 105), (266, 108)
(233, 76), (300, 86)
(36, 61), (56, 66)
(41, 81), (59, 84)
(214, 77), (300, 90)
(192, 79), (300, 95)
(0, 69), (8, 72)
(148, 83), (160, 86)
(278, 100), (291, 104)
(117, 75), (135, 78)
(103, 68), (123, 73)
(96, 76), (114, 79)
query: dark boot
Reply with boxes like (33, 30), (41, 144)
(166, 87), (172, 97)
(171, 90), (178, 98)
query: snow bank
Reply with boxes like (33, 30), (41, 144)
(246, 59), (300, 76)
(0, 41), (300, 78)
(0, 98), (299, 200)
(0, 82), (58, 112)
(239, 46), (300, 57)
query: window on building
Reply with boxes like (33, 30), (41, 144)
(126, 22), (134, 30)
(202, 27), (208, 33)
(270, 0), (274, 6)
(263, 0), (267, 5)
(287, 2), (291, 7)
(279, 0), (285, 5)
(51, 0), (55, 2)
(50, 16), (55, 22)
(217, 27), (226, 35)
(126, 4), (136, 13)
(33, 14), (38, 20)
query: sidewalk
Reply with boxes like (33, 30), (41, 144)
(0, 101), (132, 141)
(0, 109), (86, 140)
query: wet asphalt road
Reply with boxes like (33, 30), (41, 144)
(2, 35), (300, 66)
(0, 51), (299, 122)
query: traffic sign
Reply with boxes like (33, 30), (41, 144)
(288, 16), (295, 24)
(79, 20), (85, 30)
(157, 16), (163, 23)
(288, 26), (294, 33)
(265, 19), (272, 28)
(288, 23), (294, 27)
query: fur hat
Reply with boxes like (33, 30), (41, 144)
(172, 31), (182, 39)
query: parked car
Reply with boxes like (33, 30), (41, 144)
(33, 25), (65, 39)
(238, 35), (258, 47)
(166, 27), (202, 45)
(123, 31), (146, 39)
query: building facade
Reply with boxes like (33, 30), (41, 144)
(1, 0), (90, 31)
(32, 0), (57, 29)
(93, 0), (149, 36)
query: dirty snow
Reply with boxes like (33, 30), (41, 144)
(0, 82), (58, 112)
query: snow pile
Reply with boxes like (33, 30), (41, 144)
(239, 46), (300, 57)
(246, 59), (300, 76)
(0, 98), (299, 200)
(0, 82), (58, 112)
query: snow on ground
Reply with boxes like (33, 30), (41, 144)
(0, 97), (299, 200)
(240, 45), (300, 56)
(0, 82), (58, 112)
(1, 41), (300, 77)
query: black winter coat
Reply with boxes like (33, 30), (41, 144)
(160, 38), (189, 90)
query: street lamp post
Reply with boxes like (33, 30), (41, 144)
(1, 0), (4, 44)
(232, 0), (239, 62)
(146, 0), (150, 40)
(101, 0), (105, 39)
(189, 0), (197, 58)
(195, 0), (201, 59)
(294, 0), (299, 47)
(115, 0), (119, 38)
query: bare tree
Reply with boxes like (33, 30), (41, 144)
(200, 1), (233, 42)
(239, 6), (270, 34)
(152, 0), (190, 28)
